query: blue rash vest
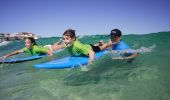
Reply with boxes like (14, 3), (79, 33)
(112, 40), (133, 57)
(112, 40), (131, 50)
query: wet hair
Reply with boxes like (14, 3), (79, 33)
(25, 37), (37, 45)
(63, 29), (76, 40)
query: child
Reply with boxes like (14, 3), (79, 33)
(0, 37), (53, 59)
(53, 29), (106, 64)
(102, 29), (138, 61)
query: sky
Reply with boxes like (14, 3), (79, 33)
(0, 0), (170, 37)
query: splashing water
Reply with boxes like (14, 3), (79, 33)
(0, 32), (170, 100)
(0, 41), (11, 46)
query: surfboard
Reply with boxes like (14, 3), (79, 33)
(34, 50), (108, 69)
(0, 49), (64, 63)
(0, 54), (47, 63)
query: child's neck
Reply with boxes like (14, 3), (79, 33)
(112, 37), (121, 43)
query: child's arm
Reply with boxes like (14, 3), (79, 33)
(88, 50), (95, 64)
(98, 39), (117, 51)
(52, 44), (65, 51)
(1, 49), (24, 59)
(124, 52), (138, 60)
(47, 50), (53, 56)
(112, 53), (138, 60)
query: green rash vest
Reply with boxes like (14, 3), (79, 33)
(66, 40), (92, 56)
(22, 45), (49, 55)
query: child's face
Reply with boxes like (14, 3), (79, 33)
(110, 35), (120, 42)
(25, 39), (33, 49)
(63, 35), (74, 45)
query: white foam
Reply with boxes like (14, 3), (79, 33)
(80, 64), (90, 71)
(108, 45), (156, 54)
(0, 41), (11, 46)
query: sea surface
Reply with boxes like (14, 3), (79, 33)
(0, 32), (170, 100)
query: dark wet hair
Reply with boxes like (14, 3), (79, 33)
(63, 29), (76, 39)
(25, 37), (37, 45)
(110, 29), (122, 37)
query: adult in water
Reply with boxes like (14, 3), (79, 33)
(101, 29), (138, 62)
(0, 37), (53, 59)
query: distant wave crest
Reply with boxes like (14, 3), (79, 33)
(0, 41), (11, 46)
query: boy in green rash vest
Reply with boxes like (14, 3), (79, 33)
(52, 29), (107, 64)
(0, 37), (53, 59)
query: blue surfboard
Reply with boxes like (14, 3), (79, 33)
(0, 49), (63, 63)
(34, 50), (108, 69)
(0, 54), (47, 63)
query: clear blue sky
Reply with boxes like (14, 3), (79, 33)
(0, 0), (170, 37)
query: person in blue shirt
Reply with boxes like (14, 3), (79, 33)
(99, 29), (138, 62)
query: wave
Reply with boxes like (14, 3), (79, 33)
(107, 45), (156, 57)
(0, 41), (11, 46)
(113, 45), (155, 53)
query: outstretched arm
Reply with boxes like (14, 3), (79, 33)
(124, 52), (138, 60)
(47, 50), (53, 56)
(1, 49), (24, 59)
(98, 39), (118, 51)
(112, 52), (138, 60)
(52, 44), (65, 51)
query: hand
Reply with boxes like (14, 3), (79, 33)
(53, 43), (59, 46)
(88, 59), (94, 65)
(0, 57), (3, 60)
(0, 56), (7, 60)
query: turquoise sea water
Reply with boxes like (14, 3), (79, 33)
(0, 32), (170, 100)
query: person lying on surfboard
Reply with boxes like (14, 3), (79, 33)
(0, 37), (53, 60)
(98, 29), (138, 62)
(52, 29), (108, 64)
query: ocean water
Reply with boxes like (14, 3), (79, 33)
(0, 32), (170, 100)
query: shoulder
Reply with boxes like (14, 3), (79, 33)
(119, 40), (129, 46)
(118, 40), (131, 49)
(33, 45), (43, 49)
(74, 40), (83, 46)
(119, 40), (126, 44)
(33, 45), (46, 50)
(22, 47), (28, 52)
(74, 39), (81, 44)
